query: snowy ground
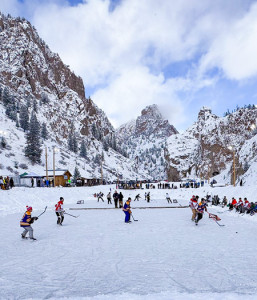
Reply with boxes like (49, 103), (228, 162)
(1, 184), (257, 300)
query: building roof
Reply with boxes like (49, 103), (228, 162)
(44, 170), (72, 177)
(20, 172), (42, 178)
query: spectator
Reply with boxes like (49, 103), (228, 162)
(9, 177), (14, 189)
(119, 192), (124, 208)
(113, 190), (119, 208)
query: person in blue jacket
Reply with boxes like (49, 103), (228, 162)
(123, 197), (132, 223)
(20, 206), (38, 240)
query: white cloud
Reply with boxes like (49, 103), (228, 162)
(199, 2), (257, 80)
(1, 0), (257, 130)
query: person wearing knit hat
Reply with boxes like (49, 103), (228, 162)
(55, 197), (65, 225)
(195, 198), (208, 225)
(20, 206), (38, 240)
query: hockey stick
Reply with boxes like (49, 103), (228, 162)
(213, 219), (225, 226)
(64, 212), (79, 218)
(37, 206), (47, 218)
(208, 212), (225, 226)
(131, 214), (138, 221)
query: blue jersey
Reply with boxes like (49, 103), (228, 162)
(197, 202), (207, 213)
(20, 211), (32, 227)
(123, 201), (131, 212)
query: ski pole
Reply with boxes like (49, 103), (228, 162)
(64, 212), (79, 218)
(37, 206), (47, 218)
(131, 213), (138, 221)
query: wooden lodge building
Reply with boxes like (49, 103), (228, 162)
(45, 169), (72, 187)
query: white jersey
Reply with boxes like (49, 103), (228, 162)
(189, 200), (198, 209)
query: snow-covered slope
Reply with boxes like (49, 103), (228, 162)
(0, 13), (145, 181)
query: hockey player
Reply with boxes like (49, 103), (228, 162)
(107, 192), (112, 204)
(20, 206), (38, 240)
(189, 195), (198, 221)
(55, 197), (65, 225)
(134, 194), (141, 201)
(97, 192), (104, 202)
(123, 197), (132, 223)
(146, 192), (150, 203)
(166, 193), (172, 203)
(195, 198), (208, 225)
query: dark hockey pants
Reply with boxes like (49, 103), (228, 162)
(56, 212), (64, 224)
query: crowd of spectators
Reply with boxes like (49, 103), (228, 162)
(0, 176), (14, 190)
(208, 194), (257, 216)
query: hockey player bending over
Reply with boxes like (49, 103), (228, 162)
(97, 192), (104, 202)
(55, 197), (65, 225)
(195, 198), (208, 225)
(20, 206), (38, 240)
(134, 194), (141, 201)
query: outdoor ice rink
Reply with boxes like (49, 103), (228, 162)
(1, 185), (257, 299)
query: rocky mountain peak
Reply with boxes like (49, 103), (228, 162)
(135, 104), (178, 138)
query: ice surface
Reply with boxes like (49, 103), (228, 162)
(1, 184), (257, 299)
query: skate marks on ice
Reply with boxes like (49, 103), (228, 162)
(2, 208), (257, 298)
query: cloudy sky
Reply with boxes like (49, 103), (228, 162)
(1, 0), (257, 131)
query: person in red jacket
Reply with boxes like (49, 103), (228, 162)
(20, 206), (38, 240)
(55, 197), (65, 225)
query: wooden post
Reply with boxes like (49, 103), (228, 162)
(53, 148), (56, 187)
(101, 155), (103, 185)
(45, 146), (48, 180)
(233, 150), (236, 187)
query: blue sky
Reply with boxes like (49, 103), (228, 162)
(2, 0), (257, 131)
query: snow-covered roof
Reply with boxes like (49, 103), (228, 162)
(20, 172), (42, 178)
(44, 170), (71, 177)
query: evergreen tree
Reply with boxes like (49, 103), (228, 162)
(94, 154), (100, 164)
(91, 123), (97, 139)
(16, 118), (19, 128)
(73, 166), (81, 181)
(41, 122), (48, 140)
(2, 87), (11, 106)
(24, 112), (42, 163)
(32, 98), (38, 113)
(26, 96), (31, 109)
(0, 86), (3, 102)
(0, 137), (7, 149)
(68, 123), (78, 153)
(41, 93), (49, 105)
(19, 105), (29, 132)
(73, 134), (78, 153)
(243, 161), (250, 172)
(111, 134), (117, 151)
(68, 132), (74, 152)
(80, 140), (87, 158)
(103, 137), (109, 151)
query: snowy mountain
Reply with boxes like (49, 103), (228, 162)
(1, 12), (257, 185)
(0, 13), (143, 181)
(166, 106), (257, 184)
(116, 104), (178, 180)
